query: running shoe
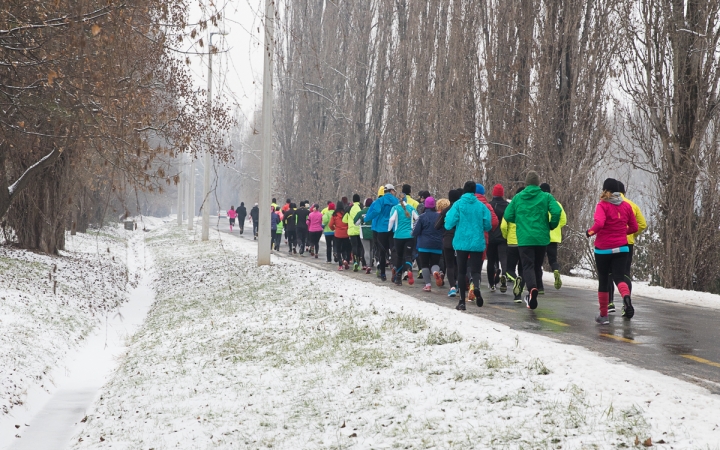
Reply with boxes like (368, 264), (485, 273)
(394, 277), (402, 286)
(490, 285), (496, 292)
(417, 270), (423, 279)
(407, 270), (415, 286)
(448, 287), (457, 297)
(474, 289), (483, 307)
(622, 295), (634, 319)
(353, 262), (360, 272)
(595, 315), (610, 325)
(422, 285), (432, 292)
(380, 273), (387, 281)
(512, 276), (523, 297)
(554, 270), (562, 289)
(338, 266), (344, 271)
(468, 284), (476, 301)
(513, 295), (523, 304)
(538, 289), (544, 295)
(433, 271), (444, 287)
(499, 275), (507, 293)
(607, 302), (616, 313)
(456, 300), (466, 311)
(391, 267), (397, 283)
(344, 260), (350, 270)
(528, 288), (538, 310)
(365, 267), (372, 274)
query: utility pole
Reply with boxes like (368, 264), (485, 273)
(177, 152), (184, 225)
(258, 0), (274, 265)
(202, 32), (226, 241)
(187, 155), (195, 230)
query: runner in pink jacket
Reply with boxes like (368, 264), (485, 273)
(586, 178), (639, 324)
(306, 205), (324, 258)
(228, 206), (238, 232)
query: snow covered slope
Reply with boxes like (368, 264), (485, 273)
(0, 227), (131, 419)
(69, 224), (720, 449)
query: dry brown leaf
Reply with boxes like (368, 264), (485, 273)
(91, 24), (101, 36)
(642, 437), (652, 447)
(48, 70), (57, 85)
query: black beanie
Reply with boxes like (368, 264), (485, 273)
(449, 189), (462, 203)
(602, 178), (619, 192)
(463, 181), (476, 194)
(540, 183), (551, 193)
(617, 181), (626, 194)
(352, 193), (361, 203)
(402, 184), (412, 195)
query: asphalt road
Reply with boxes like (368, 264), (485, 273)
(216, 219), (720, 394)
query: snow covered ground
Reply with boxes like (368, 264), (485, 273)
(0, 226), (131, 423)
(64, 223), (720, 449)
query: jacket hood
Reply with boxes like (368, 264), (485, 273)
(459, 192), (480, 204)
(518, 184), (544, 199)
(605, 192), (623, 206)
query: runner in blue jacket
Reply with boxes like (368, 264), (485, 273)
(445, 181), (492, 310)
(364, 184), (399, 281)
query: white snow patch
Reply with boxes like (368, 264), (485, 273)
(68, 224), (720, 449)
(0, 226), (132, 446)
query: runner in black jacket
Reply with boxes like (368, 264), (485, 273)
(236, 202), (247, 234)
(294, 201), (310, 255)
(434, 189), (462, 297)
(250, 204), (259, 239)
(488, 184), (509, 292)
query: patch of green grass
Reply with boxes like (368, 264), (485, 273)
(383, 313), (429, 334)
(527, 358), (551, 375)
(425, 330), (462, 346)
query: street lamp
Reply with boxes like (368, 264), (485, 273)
(201, 31), (227, 241)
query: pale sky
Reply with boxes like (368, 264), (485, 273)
(184, 0), (266, 128)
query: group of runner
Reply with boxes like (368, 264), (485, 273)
(230, 171), (646, 324)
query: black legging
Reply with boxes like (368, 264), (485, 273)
(286, 230), (297, 252)
(443, 247), (457, 287)
(375, 232), (392, 275)
(336, 237), (351, 266)
(308, 231), (322, 255)
(350, 235), (366, 266)
(597, 251), (629, 293)
(455, 250), (483, 302)
(608, 244), (634, 303)
(252, 220), (258, 237)
(325, 234), (335, 262)
(506, 246), (524, 281)
(393, 238), (415, 276)
(296, 227), (308, 254)
(518, 246), (546, 293)
(486, 242), (507, 287)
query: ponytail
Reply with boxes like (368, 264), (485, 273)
(400, 200), (410, 218)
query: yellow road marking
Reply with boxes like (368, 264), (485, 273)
(600, 333), (637, 344)
(538, 318), (569, 327)
(487, 305), (516, 313)
(681, 354), (720, 368)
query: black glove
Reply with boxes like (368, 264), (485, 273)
(585, 230), (592, 238)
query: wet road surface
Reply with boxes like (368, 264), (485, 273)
(217, 222), (720, 394)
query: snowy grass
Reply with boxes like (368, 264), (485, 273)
(0, 225), (131, 417)
(69, 224), (720, 449)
